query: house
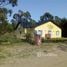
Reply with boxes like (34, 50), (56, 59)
(34, 21), (62, 39)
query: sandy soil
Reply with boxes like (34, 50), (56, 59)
(0, 43), (67, 67)
(0, 47), (67, 67)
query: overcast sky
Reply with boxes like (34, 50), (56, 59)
(6, 0), (67, 21)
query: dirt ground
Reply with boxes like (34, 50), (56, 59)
(0, 42), (67, 67)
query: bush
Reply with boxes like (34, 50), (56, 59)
(25, 31), (34, 44)
(25, 32), (32, 41)
(42, 38), (67, 43)
(0, 33), (22, 45)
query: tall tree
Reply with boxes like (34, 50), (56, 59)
(0, 8), (12, 34)
(0, 8), (12, 21)
(0, 0), (18, 7)
(0, 0), (18, 34)
(53, 16), (62, 26)
(61, 18), (67, 37)
(12, 10), (36, 30)
(40, 12), (53, 22)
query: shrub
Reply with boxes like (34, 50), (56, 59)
(25, 32), (32, 41)
(0, 33), (22, 45)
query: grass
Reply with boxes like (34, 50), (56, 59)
(0, 33), (67, 60)
(42, 38), (67, 43)
(0, 33), (22, 45)
(0, 42), (66, 59)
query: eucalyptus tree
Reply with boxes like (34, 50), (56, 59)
(12, 10), (36, 30)
(0, 0), (18, 34)
(0, 0), (18, 7)
(40, 12), (53, 22)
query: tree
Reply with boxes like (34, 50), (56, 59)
(61, 18), (67, 37)
(40, 12), (53, 22)
(0, 0), (18, 21)
(0, 7), (12, 34)
(53, 16), (62, 27)
(0, 0), (18, 34)
(29, 19), (36, 27)
(61, 18), (67, 26)
(6, 22), (14, 32)
(0, 8), (12, 21)
(12, 10), (36, 30)
(11, 19), (17, 29)
(0, 0), (18, 7)
(0, 20), (13, 34)
(54, 16), (61, 22)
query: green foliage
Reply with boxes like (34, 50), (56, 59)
(61, 18), (67, 37)
(42, 38), (67, 43)
(40, 12), (53, 22)
(12, 10), (36, 30)
(54, 16), (61, 26)
(29, 19), (36, 25)
(0, 0), (18, 7)
(0, 20), (7, 34)
(25, 29), (34, 44)
(0, 0), (18, 34)
(6, 23), (14, 32)
(25, 33), (32, 41)
(61, 18), (67, 25)
(0, 20), (14, 34)
(40, 12), (62, 27)
(0, 8), (9, 20)
(0, 7), (13, 34)
(0, 33), (22, 44)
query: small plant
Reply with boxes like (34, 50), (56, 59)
(25, 32), (32, 41)
(25, 30), (34, 44)
(0, 33), (22, 45)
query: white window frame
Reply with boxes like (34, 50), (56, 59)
(38, 30), (42, 35)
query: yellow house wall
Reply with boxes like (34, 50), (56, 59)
(35, 21), (62, 38)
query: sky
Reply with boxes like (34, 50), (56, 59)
(6, 0), (67, 22)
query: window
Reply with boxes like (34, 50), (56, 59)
(37, 30), (42, 35)
(48, 30), (52, 34)
(56, 31), (59, 36)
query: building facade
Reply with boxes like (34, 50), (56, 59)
(35, 21), (62, 39)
